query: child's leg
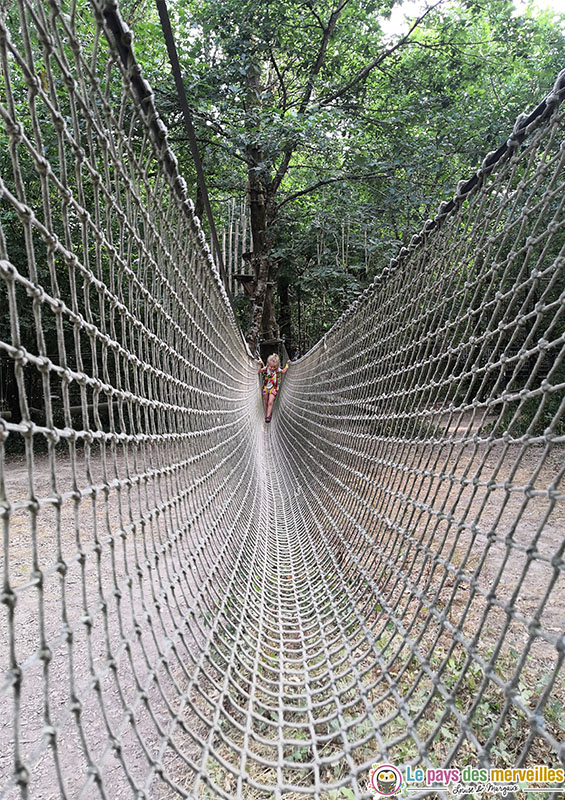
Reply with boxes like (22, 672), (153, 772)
(265, 393), (275, 419)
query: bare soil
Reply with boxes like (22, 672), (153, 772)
(0, 427), (563, 799)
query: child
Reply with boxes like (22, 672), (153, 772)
(258, 353), (290, 423)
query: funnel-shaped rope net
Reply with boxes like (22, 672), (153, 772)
(0, 3), (564, 799)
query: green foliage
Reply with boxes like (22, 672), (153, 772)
(2, 0), (564, 428)
(122, 0), (565, 345)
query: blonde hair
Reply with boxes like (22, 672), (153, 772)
(266, 353), (280, 370)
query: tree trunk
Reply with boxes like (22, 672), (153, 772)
(195, 181), (205, 222)
(278, 274), (291, 350)
(4, 359), (21, 424)
(245, 61), (279, 347)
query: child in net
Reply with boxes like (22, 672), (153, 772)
(258, 353), (290, 423)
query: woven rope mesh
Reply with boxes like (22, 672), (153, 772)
(1, 2), (564, 799)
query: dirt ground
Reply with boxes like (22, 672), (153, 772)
(0, 442), (210, 799)
(0, 426), (563, 799)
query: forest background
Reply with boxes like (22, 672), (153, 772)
(119, 0), (565, 353)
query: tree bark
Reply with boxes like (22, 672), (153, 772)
(278, 274), (291, 350)
(245, 60), (280, 346)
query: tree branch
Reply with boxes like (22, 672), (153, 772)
(299, 0), (353, 115)
(489, 73), (508, 112)
(277, 171), (386, 209)
(269, 45), (288, 113)
(270, 0), (353, 195)
(304, 0), (326, 32)
(318, 0), (445, 106)
(170, 135), (252, 165)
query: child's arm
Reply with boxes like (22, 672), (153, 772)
(280, 361), (290, 374)
(258, 359), (266, 374)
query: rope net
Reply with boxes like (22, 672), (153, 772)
(0, 2), (563, 798)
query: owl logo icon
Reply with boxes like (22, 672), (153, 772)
(369, 763), (403, 796)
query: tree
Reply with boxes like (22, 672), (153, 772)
(124, 0), (448, 345)
(122, 0), (565, 348)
